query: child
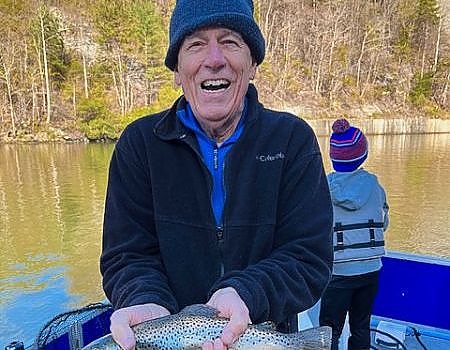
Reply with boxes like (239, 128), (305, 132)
(319, 118), (389, 350)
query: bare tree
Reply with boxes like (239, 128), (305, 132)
(433, 15), (442, 72)
(38, 5), (52, 124)
(0, 46), (17, 135)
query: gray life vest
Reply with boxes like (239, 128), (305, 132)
(333, 219), (385, 263)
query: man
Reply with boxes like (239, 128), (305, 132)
(100, 1), (333, 349)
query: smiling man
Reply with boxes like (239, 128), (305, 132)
(174, 27), (256, 144)
(100, 1), (334, 350)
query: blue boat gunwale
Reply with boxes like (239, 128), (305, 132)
(384, 250), (450, 266)
(373, 250), (450, 332)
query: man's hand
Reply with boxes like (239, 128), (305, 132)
(202, 287), (251, 350)
(110, 303), (170, 350)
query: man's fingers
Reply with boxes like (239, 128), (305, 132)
(213, 338), (227, 350)
(109, 304), (170, 350)
(202, 340), (214, 350)
(220, 326), (238, 345)
(221, 314), (248, 345)
(206, 287), (251, 346)
(110, 318), (136, 350)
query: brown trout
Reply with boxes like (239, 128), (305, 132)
(82, 304), (331, 350)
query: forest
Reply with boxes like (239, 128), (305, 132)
(0, 0), (449, 142)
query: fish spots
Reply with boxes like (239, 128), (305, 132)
(81, 305), (331, 349)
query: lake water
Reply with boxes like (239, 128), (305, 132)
(0, 133), (449, 348)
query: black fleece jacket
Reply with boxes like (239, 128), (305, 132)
(100, 84), (333, 330)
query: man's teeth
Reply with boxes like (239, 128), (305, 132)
(201, 79), (230, 90)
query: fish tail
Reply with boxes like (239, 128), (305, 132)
(294, 326), (332, 350)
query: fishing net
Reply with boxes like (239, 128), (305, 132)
(30, 302), (113, 350)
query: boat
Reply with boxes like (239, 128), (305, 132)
(5, 251), (450, 350)
(370, 251), (450, 350)
(297, 251), (450, 350)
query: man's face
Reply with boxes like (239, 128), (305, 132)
(175, 27), (256, 126)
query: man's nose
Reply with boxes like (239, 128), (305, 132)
(203, 42), (226, 70)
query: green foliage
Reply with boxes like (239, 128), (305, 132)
(152, 83), (182, 111)
(58, 55), (82, 100)
(408, 70), (447, 118)
(409, 72), (433, 106)
(0, 1), (29, 44)
(118, 106), (155, 129)
(77, 96), (120, 140)
(342, 75), (357, 88)
(334, 44), (349, 67)
(117, 83), (181, 129)
(417, 0), (440, 25)
(77, 97), (108, 122)
(79, 117), (121, 141)
(90, 0), (128, 48)
(77, 82), (181, 140)
(130, 1), (167, 59)
(395, 27), (412, 58)
(394, 0), (416, 56)
(30, 4), (69, 86)
(395, 0), (440, 54)
(146, 64), (174, 92)
(91, 0), (167, 60)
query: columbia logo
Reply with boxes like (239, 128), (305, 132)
(256, 152), (286, 162)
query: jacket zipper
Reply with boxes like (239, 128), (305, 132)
(214, 146), (225, 277)
(213, 147), (219, 170)
(182, 135), (225, 278)
(216, 225), (225, 277)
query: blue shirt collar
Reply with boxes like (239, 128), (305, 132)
(177, 98), (247, 145)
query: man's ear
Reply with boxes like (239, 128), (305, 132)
(250, 61), (257, 80)
(174, 67), (181, 86)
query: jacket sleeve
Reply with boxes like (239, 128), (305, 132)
(100, 127), (178, 312)
(211, 124), (333, 325)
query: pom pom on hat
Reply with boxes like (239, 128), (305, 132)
(332, 118), (350, 134)
(329, 118), (368, 172)
(165, 0), (265, 71)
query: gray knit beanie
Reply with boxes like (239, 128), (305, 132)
(165, 0), (266, 71)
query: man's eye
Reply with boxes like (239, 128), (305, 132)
(223, 40), (239, 46)
(186, 41), (203, 49)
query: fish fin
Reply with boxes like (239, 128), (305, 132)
(179, 304), (219, 318)
(252, 321), (277, 331)
(294, 326), (332, 350)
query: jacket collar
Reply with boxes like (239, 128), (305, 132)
(153, 84), (260, 141)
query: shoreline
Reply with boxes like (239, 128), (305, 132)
(305, 117), (450, 137)
(1, 117), (449, 144)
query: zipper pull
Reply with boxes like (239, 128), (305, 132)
(216, 226), (224, 242)
(213, 147), (219, 170)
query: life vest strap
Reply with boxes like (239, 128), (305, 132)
(334, 219), (385, 251)
(333, 220), (384, 232)
(334, 240), (385, 251)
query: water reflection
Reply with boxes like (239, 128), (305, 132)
(0, 266), (73, 346)
(0, 143), (113, 347)
(0, 134), (449, 347)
